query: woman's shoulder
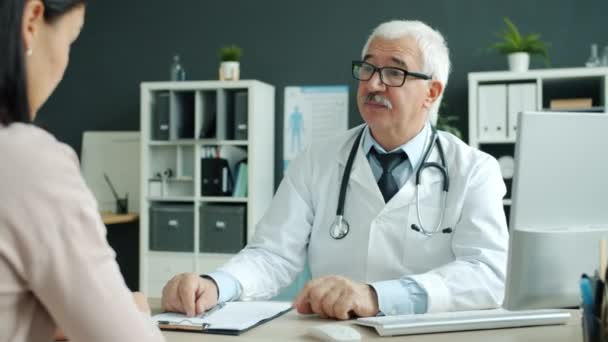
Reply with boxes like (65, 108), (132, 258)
(0, 123), (79, 169)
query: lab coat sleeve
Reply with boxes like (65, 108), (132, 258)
(217, 149), (315, 300)
(407, 155), (508, 313)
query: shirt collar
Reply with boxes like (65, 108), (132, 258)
(362, 122), (431, 171)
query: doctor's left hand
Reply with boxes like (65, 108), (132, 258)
(293, 275), (379, 320)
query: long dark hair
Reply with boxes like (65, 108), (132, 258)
(0, 0), (85, 125)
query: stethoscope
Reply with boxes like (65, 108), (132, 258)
(329, 125), (452, 239)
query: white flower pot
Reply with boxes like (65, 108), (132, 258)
(219, 61), (240, 81)
(508, 52), (530, 72)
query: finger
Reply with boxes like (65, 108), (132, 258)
(320, 287), (343, 319)
(293, 281), (314, 307)
(309, 282), (333, 315)
(293, 284), (314, 314)
(178, 274), (198, 316)
(161, 277), (179, 312)
(293, 280), (317, 310)
(334, 292), (356, 320)
(296, 300), (314, 314)
(195, 294), (208, 315)
(195, 279), (217, 315)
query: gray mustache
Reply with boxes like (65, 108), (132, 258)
(363, 94), (393, 109)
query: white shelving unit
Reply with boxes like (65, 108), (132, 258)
(139, 80), (275, 296)
(468, 67), (608, 210)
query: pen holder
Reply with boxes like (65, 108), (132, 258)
(116, 196), (128, 214)
(582, 308), (607, 342)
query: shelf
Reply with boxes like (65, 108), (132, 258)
(477, 139), (516, 145)
(543, 106), (606, 113)
(149, 177), (194, 182)
(149, 140), (197, 146)
(147, 250), (196, 257)
(141, 80), (275, 297)
(199, 252), (239, 257)
(149, 139), (249, 146)
(199, 196), (248, 203)
(147, 196), (195, 202)
(198, 139), (248, 146)
(141, 80), (272, 91)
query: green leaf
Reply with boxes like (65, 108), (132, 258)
(488, 17), (550, 65)
(218, 45), (243, 62)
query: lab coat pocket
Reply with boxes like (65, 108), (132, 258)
(404, 204), (454, 271)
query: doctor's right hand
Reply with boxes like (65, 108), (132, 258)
(161, 272), (219, 317)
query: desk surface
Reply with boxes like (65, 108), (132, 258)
(148, 299), (583, 342)
(101, 212), (139, 225)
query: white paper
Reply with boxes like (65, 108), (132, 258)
(283, 86), (348, 170)
(153, 301), (292, 331)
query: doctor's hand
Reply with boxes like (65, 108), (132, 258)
(161, 272), (219, 317)
(293, 275), (379, 320)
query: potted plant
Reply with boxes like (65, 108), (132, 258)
(490, 17), (549, 72)
(218, 45), (243, 81)
(435, 102), (463, 139)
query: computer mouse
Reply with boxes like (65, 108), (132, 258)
(308, 323), (362, 341)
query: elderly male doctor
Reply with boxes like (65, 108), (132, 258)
(162, 20), (508, 319)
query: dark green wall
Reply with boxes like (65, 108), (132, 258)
(36, 0), (608, 184)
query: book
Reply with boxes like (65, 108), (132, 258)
(549, 98), (593, 110)
(153, 301), (292, 335)
(233, 91), (248, 140)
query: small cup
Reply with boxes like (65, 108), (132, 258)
(116, 198), (128, 214)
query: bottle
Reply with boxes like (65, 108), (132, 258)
(602, 46), (608, 67)
(585, 44), (600, 67)
(170, 54), (186, 81)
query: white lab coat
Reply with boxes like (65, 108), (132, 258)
(220, 124), (508, 313)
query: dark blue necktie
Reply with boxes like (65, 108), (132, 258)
(371, 148), (408, 202)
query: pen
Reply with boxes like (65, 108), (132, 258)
(199, 302), (226, 319)
(581, 275), (597, 338)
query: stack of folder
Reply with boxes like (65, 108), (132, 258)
(581, 239), (608, 342)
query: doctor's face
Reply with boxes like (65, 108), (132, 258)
(356, 36), (437, 144)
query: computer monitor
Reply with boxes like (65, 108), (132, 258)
(503, 111), (608, 310)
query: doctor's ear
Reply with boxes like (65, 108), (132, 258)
(22, 0), (46, 54)
(423, 80), (443, 110)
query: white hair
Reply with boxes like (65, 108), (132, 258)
(361, 20), (451, 125)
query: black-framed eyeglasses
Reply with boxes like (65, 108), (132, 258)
(352, 61), (431, 87)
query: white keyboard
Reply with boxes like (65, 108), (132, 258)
(355, 309), (571, 336)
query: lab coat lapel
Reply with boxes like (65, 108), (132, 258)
(386, 134), (446, 209)
(336, 127), (384, 203)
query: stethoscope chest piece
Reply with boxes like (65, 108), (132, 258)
(329, 215), (349, 239)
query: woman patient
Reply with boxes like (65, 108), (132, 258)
(0, 0), (164, 341)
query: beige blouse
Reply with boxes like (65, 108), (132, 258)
(0, 123), (164, 342)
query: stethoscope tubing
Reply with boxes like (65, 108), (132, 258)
(330, 125), (450, 239)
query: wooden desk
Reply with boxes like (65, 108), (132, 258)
(148, 299), (583, 342)
(101, 212), (139, 225)
(102, 212), (140, 291)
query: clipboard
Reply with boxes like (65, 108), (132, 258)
(153, 301), (292, 335)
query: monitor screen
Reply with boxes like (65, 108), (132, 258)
(503, 111), (608, 310)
